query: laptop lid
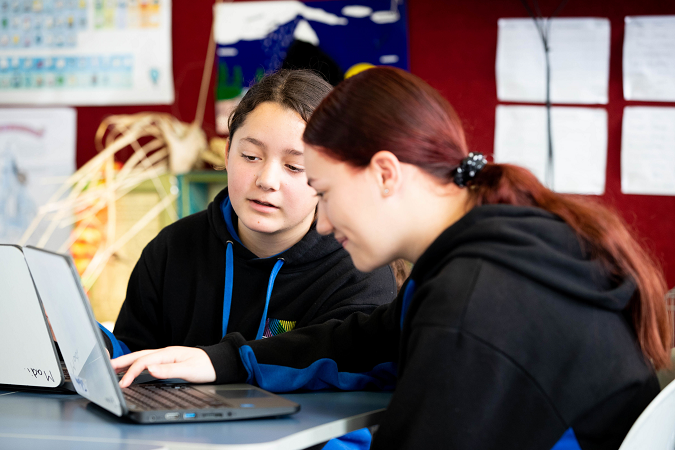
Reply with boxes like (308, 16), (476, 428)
(23, 246), (126, 416)
(0, 245), (64, 389)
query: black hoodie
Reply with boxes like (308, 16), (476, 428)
(105, 187), (397, 355)
(202, 204), (659, 450)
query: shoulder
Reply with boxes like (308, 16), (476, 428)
(147, 210), (211, 249)
(137, 210), (217, 268)
(407, 256), (484, 330)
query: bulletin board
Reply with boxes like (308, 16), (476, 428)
(71, 0), (675, 287)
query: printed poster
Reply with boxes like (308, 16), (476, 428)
(213, 0), (409, 134)
(0, 107), (76, 249)
(0, 0), (173, 105)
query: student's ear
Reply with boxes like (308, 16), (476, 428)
(223, 139), (231, 171)
(369, 151), (401, 197)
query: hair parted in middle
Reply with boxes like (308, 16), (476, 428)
(228, 69), (334, 142)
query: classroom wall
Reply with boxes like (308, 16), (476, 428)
(73, 0), (675, 287)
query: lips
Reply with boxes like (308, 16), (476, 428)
(249, 199), (279, 209)
(335, 236), (348, 247)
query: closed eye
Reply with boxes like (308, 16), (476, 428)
(241, 153), (260, 162)
(286, 164), (304, 173)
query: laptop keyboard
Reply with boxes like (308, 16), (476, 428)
(60, 363), (71, 382)
(123, 384), (230, 411)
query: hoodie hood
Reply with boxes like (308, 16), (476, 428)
(207, 187), (342, 268)
(410, 205), (635, 312)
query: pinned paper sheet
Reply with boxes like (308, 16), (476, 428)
(623, 16), (675, 101)
(494, 105), (607, 195)
(496, 18), (610, 104)
(621, 107), (675, 195)
(0, 108), (76, 248)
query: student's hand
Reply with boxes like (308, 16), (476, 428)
(112, 347), (216, 388)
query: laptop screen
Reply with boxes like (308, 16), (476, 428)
(0, 245), (61, 388)
(23, 247), (124, 416)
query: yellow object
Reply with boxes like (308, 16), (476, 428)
(86, 175), (175, 322)
(345, 63), (375, 79)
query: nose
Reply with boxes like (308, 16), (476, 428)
(315, 202), (333, 236)
(256, 161), (281, 191)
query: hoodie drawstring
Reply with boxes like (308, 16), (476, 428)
(222, 241), (235, 338)
(256, 258), (284, 340)
(222, 241), (285, 339)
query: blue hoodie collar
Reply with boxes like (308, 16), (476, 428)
(221, 196), (243, 245)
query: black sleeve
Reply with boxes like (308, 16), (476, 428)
(304, 263), (398, 325)
(111, 237), (166, 352)
(201, 290), (403, 392)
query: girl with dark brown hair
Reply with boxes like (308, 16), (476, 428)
(103, 69), (396, 365)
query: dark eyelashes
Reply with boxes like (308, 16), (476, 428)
(241, 154), (304, 173)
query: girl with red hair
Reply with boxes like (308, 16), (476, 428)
(115, 67), (670, 450)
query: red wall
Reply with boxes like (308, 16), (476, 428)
(74, 0), (675, 287)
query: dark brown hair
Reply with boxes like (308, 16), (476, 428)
(225, 69), (410, 288)
(228, 69), (333, 141)
(304, 67), (671, 369)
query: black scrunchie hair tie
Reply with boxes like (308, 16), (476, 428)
(453, 152), (487, 187)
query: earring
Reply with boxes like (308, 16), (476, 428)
(383, 188), (389, 195)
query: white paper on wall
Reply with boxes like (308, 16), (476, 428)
(0, 107), (76, 249)
(623, 16), (675, 102)
(496, 18), (611, 105)
(0, 1), (173, 105)
(621, 107), (675, 195)
(494, 105), (607, 195)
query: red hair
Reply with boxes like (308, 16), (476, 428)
(303, 67), (671, 369)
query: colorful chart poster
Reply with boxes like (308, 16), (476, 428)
(213, 0), (409, 134)
(0, 0), (173, 105)
(0, 107), (76, 249)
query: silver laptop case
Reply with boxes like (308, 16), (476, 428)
(0, 245), (65, 390)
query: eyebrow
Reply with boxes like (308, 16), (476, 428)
(240, 137), (303, 157)
(240, 137), (265, 148)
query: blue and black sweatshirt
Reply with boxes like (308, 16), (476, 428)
(101, 187), (397, 358)
(200, 204), (659, 450)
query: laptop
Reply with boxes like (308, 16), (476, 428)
(23, 246), (300, 424)
(0, 244), (73, 393)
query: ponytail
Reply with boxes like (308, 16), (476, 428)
(303, 66), (671, 370)
(470, 164), (671, 369)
